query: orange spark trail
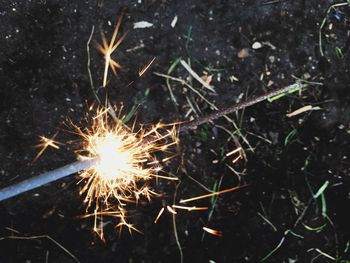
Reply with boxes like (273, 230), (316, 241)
(172, 205), (208, 211)
(226, 147), (243, 163)
(166, 205), (177, 214)
(139, 57), (156, 77)
(154, 207), (165, 223)
(203, 227), (223, 237)
(180, 185), (248, 203)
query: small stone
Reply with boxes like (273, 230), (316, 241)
(238, 48), (250, 58)
(303, 72), (311, 79)
(229, 75), (239, 82)
(171, 15), (178, 28)
(133, 21), (153, 29)
(252, 42), (262, 49)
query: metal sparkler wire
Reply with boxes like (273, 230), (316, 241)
(0, 159), (97, 202)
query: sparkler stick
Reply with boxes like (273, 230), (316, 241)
(0, 159), (96, 202)
(179, 82), (305, 132)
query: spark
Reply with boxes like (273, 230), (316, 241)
(71, 106), (178, 238)
(154, 207), (165, 223)
(202, 227), (223, 237)
(34, 132), (62, 161)
(172, 205), (208, 211)
(153, 205), (208, 224)
(180, 185), (248, 203)
(166, 205), (177, 214)
(115, 206), (143, 235)
(226, 147), (243, 164)
(226, 147), (241, 157)
(138, 57), (156, 77)
(97, 13), (127, 87)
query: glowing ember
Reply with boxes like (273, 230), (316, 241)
(71, 107), (178, 238)
(202, 227), (223, 237)
(172, 205), (208, 211)
(34, 133), (62, 162)
(226, 147), (243, 163)
(154, 207), (165, 223)
(180, 185), (248, 204)
(97, 13), (127, 87)
(138, 57), (156, 77)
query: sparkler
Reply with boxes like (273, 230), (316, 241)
(0, 82), (310, 237)
(0, 83), (306, 202)
(0, 0), (322, 241)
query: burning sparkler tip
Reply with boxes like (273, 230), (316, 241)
(73, 106), (178, 237)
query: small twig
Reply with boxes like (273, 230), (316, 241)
(185, 95), (200, 117)
(180, 60), (215, 92)
(155, 72), (254, 151)
(308, 248), (336, 262)
(86, 25), (101, 105)
(172, 182), (183, 263)
(293, 197), (313, 228)
(154, 72), (215, 107)
(286, 105), (321, 118)
(261, 234), (287, 261)
(291, 75), (324, 86)
(0, 235), (80, 263)
(261, 0), (285, 5)
(165, 58), (181, 106)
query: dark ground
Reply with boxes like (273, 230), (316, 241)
(1, 0), (350, 262)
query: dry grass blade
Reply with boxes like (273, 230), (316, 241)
(179, 60), (215, 92)
(286, 105), (320, 118)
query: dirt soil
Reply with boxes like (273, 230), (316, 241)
(1, 1), (350, 262)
